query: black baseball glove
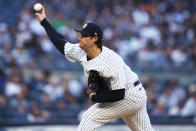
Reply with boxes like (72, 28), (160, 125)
(87, 70), (109, 96)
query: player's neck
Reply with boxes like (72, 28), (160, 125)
(85, 47), (101, 59)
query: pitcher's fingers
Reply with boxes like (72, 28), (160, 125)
(35, 13), (40, 17)
(41, 5), (45, 14)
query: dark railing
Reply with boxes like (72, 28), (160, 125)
(0, 116), (195, 127)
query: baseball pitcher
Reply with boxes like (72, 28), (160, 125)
(35, 5), (154, 131)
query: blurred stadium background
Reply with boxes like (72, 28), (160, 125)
(0, 0), (196, 130)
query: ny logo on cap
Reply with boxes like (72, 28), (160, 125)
(83, 24), (87, 29)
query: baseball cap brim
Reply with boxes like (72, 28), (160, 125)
(74, 29), (90, 35)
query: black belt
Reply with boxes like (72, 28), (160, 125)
(134, 80), (140, 87)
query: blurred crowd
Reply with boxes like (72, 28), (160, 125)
(0, 0), (196, 124)
(0, 68), (196, 123)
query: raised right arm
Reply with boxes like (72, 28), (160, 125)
(35, 5), (66, 55)
(40, 18), (66, 55)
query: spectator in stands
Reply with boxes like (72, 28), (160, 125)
(0, 94), (8, 121)
(167, 80), (186, 108)
(137, 40), (157, 67)
(40, 34), (54, 54)
(152, 102), (167, 116)
(143, 77), (162, 114)
(10, 90), (28, 109)
(55, 99), (67, 113)
(0, 69), (5, 94)
(43, 75), (64, 102)
(27, 103), (50, 122)
(9, 83), (29, 109)
(0, 44), (12, 65)
(0, 22), (11, 45)
(139, 20), (161, 45)
(39, 93), (53, 111)
(28, 70), (49, 92)
(68, 78), (85, 102)
(11, 45), (32, 67)
(5, 73), (22, 98)
(12, 105), (28, 121)
(158, 80), (186, 110)
(170, 45), (188, 67)
(168, 99), (186, 116)
(62, 77), (79, 105)
(157, 85), (172, 111)
(132, 3), (150, 26)
(181, 85), (196, 117)
(153, 47), (167, 68)
(16, 21), (32, 47)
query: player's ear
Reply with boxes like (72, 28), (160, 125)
(92, 36), (98, 42)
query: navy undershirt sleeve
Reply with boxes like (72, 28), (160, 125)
(41, 18), (66, 55)
(91, 88), (125, 103)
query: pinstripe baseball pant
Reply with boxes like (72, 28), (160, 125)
(77, 84), (154, 131)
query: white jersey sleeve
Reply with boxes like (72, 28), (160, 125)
(64, 42), (84, 62)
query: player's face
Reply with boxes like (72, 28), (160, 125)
(78, 34), (97, 50)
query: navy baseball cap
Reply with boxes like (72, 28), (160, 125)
(75, 23), (103, 39)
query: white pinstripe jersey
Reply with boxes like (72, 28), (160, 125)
(64, 42), (139, 90)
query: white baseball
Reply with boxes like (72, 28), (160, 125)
(34, 3), (42, 11)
